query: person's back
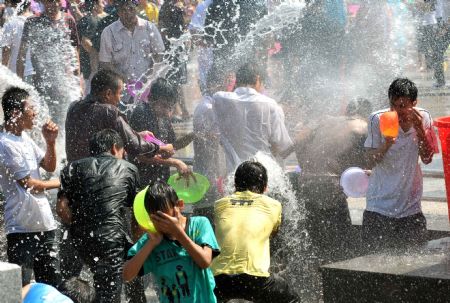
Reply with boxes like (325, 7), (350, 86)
(213, 63), (292, 172)
(212, 190), (281, 276)
(58, 129), (140, 302)
(61, 153), (138, 240)
(212, 161), (298, 303)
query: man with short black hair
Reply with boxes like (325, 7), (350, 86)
(0, 86), (61, 287)
(99, 0), (165, 88)
(212, 161), (299, 303)
(57, 129), (140, 302)
(65, 69), (174, 163)
(213, 63), (293, 173)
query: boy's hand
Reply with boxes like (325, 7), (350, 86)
(148, 232), (163, 246)
(384, 136), (396, 147)
(151, 208), (184, 238)
(42, 120), (59, 144)
(409, 108), (426, 135)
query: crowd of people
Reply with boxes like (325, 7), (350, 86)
(0, 0), (447, 302)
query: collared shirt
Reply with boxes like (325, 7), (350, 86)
(213, 87), (293, 172)
(99, 17), (165, 81)
(364, 107), (434, 218)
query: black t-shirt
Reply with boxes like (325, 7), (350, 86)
(92, 10), (118, 51)
(77, 14), (105, 79)
(60, 154), (139, 242)
(130, 102), (176, 186)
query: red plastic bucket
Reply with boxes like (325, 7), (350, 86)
(434, 116), (450, 220)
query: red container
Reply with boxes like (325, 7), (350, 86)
(434, 116), (450, 220)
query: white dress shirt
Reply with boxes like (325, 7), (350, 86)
(99, 17), (165, 81)
(213, 87), (293, 172)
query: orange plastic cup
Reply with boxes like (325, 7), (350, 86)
(379, 111), (399, 137)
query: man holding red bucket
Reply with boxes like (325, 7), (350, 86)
(363, 78), (439, 252)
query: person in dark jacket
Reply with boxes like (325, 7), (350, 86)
(65, 68), (174, 163)
(57, 129), (140, 303)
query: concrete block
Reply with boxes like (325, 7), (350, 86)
(0, 262), (21, 303)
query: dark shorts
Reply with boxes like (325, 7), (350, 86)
(362, 210), (428, 252)
(214, 274), (299, 303)
(7, 230), (61, 287)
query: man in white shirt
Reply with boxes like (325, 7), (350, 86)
(363, 78), (436, 252)
(0, 0), (34, 80)
(99, 0), (165, 85)
(213, 63), (293, 173)
(0, 86), (61, 287)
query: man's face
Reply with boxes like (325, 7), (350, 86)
(390, 97), (416, 122)
(20, 99), (37, 130)
(117, 3), (137, 27)
(110, 80), (124, 107)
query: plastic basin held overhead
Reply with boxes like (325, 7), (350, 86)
(167, 173), (210, 204)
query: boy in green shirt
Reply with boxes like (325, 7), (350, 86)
(123, 181), (220, 303)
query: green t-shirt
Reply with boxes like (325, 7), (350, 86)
(128, 216), (220, 303)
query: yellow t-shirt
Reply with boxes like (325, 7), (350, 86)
(143, 3), (159, 24)
(211, 191), (282, 277)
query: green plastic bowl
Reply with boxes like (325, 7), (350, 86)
(133, 187), (157, 233)
(167, 173), (210, 204)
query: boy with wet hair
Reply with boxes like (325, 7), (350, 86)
(363, 78), (437, 252)
(0, 87), (61, 287)
(212, 160), (299, 303)
(123, 181), (220, 303)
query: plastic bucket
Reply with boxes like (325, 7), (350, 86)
(434, 116), (450, 220)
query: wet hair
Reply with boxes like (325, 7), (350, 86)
(144, 181), (179, 215)
(234, 160), (268, 194)
(149, 78), (177, 106)
(388, 78), (417, 104)
(1, 87), (29, 122)
(235, 63), (266, 87)
(59, 277), (96, 303)
(89, 129), (124, 156)
(90, 69), (123, 97)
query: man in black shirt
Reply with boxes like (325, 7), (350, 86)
(57, 129), (140, 303)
